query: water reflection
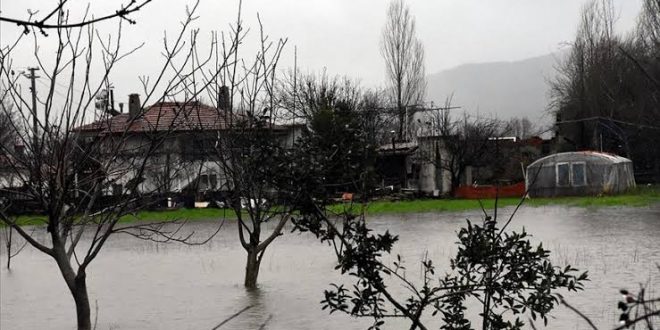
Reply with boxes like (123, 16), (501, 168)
(1, 205), (659, 329)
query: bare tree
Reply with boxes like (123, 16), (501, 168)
(278, 69), (391, 148)
(202, 7), (294, 288)
(278, 69), (362, 121)
(550, 0), (660, 182)
(0, 98), (19, 151)
(0, 2), (230, 329)
(381, 0), (426, 141)
(507, 116), (539, 139)
(359, 88), (392, 146)
(637, 0), (660, 50)
(1, 221), (30, 269)
(1, 67), (28, 271)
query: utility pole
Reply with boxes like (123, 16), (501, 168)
(25, 67), (40, 186)
(292, 45), (297, 146)
(293, 45), (297, 116)
(26, 67), (40, 150)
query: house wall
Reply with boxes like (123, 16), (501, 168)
(93, 125), (301, 196)
(0, 170), (26, 188)
(279, 125), (304, 149)
(416, 137), (452, 195)
(100, 135), (227, 196)
(418, 161), (436, 193)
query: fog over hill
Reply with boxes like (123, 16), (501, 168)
(426, 53), (561, 126)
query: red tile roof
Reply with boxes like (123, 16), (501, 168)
(75, 102), (235, 134)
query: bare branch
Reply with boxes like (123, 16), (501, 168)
(0, 1), (152, 36)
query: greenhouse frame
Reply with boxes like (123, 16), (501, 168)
(525, 151), (635, 197)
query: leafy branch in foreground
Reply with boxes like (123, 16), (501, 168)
(292, 197), (587, 329)
(436, 218), (587, 329)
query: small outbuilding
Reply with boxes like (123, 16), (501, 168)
(526, 151), (635, 197)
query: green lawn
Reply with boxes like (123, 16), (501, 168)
(361, 198), (524, 215)
(119, 207), (237, 223)
(4, 186), (659, 226)
(362, 185), (660, 215)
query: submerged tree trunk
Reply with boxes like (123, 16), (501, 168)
(244, 248), (261, 288)
(72, 274), (92, 330)
(5, 227), (12, 269)
(54, 245), (92, 330)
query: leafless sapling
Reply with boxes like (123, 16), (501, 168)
(381, 0), (427, 141)
(0, 2), (230, 329)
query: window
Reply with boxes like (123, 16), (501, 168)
(556, 162), (587, 187)
(199, 174), (208, 191)
(571, 162), (586, 186)
(112, 184), (123, 196)
(556, 163), (569, 187)
(209, 174), (218, 190)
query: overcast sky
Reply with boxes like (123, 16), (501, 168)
(1, 0), (645, 105)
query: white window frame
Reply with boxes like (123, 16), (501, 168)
(571, 162), (587, 187)
(555, 162), (570, 187)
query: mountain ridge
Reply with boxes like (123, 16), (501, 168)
(426, 53), (562, 125)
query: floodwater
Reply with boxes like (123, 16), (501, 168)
(1, 205), (659, 330)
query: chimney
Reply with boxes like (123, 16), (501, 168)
(119, 102), (124, 113)
(110, 89), (115, 112)
(128, 93), (141, 119)
(218, 86), (230, 111)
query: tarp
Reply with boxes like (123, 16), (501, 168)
(454, 182), (525, 199)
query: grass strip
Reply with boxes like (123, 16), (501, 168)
(4, 186), (658, 226)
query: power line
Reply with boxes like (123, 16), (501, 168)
(36, 79), (68, 99)
(555, 116), (660, 130)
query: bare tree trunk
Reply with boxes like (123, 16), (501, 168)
(398, 103), (404, 140)
(72, 274), (92, 330)
(53, 245), (92, 330)
(244, 248), (261, 288)
(5, 226), (12, 269)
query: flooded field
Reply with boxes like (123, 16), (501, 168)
(1, 205), (659, 329)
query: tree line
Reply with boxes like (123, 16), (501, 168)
(551, 0), (660, 183)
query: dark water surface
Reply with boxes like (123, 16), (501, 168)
(1, 205), (659, 329)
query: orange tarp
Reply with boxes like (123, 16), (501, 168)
(454, 182), (525, 199)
